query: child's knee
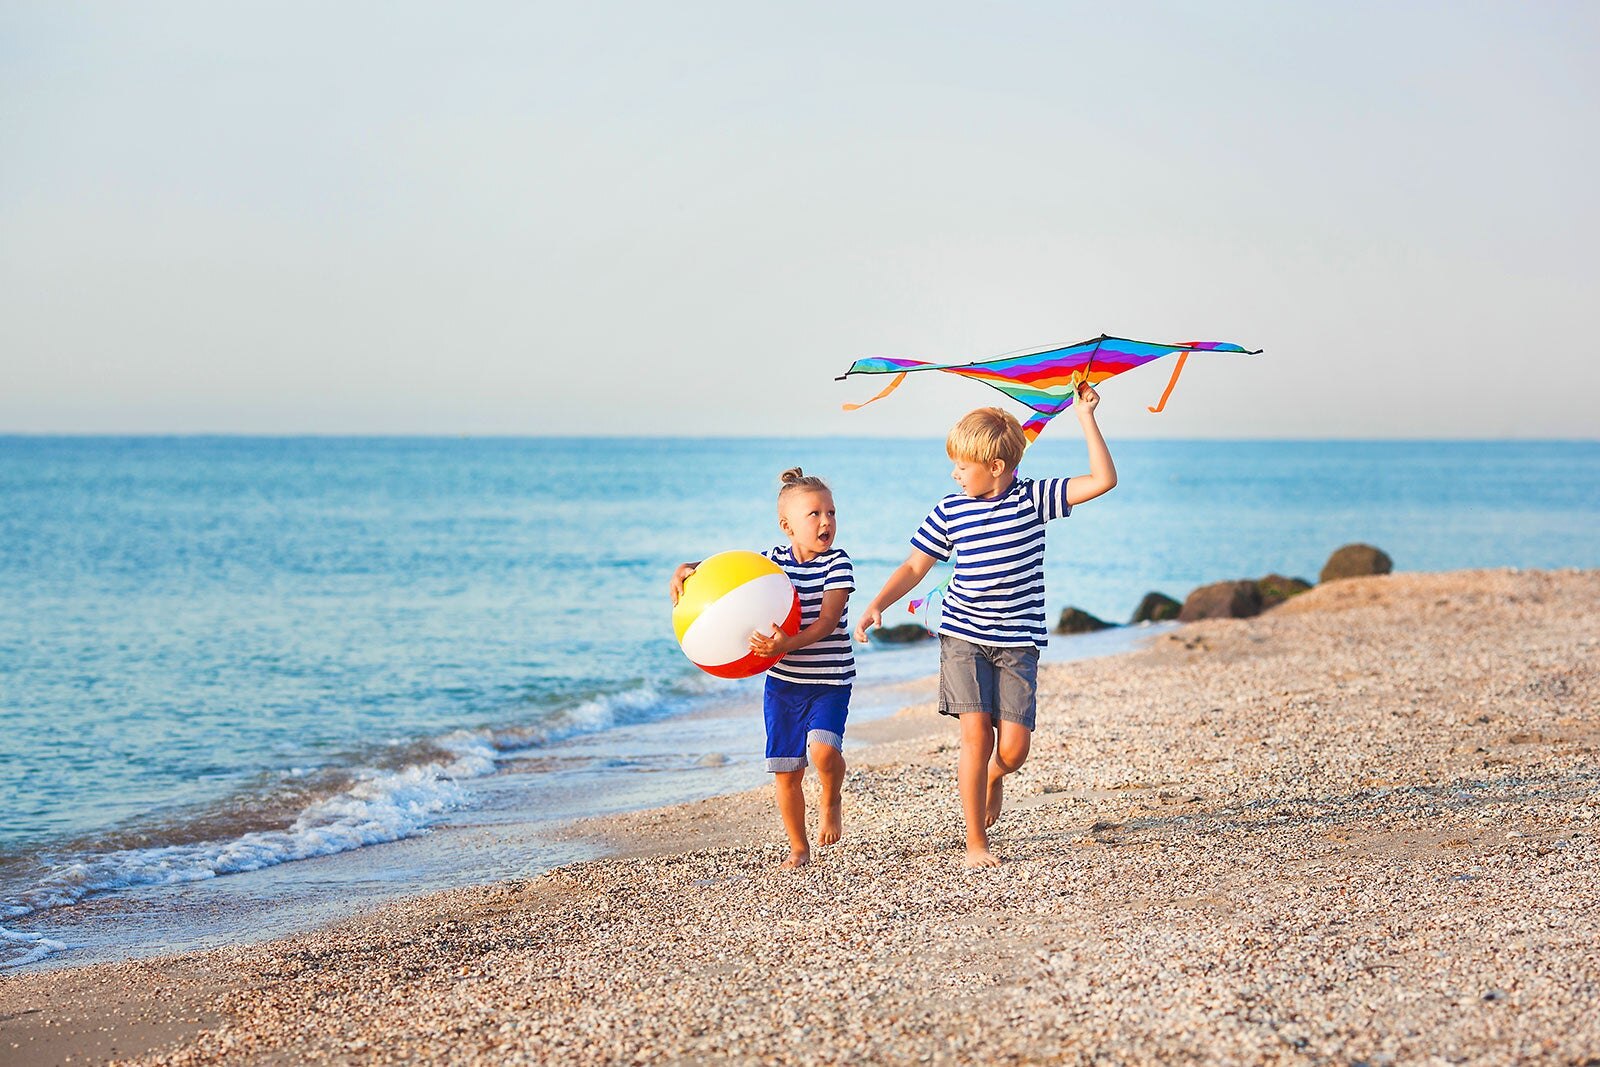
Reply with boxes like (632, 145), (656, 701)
(994, 747), (1029, 774)
(808, 741), (844, 772)
(994, 730), (1031, 772)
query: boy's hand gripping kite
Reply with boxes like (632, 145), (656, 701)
(837, 334), (1262, 446)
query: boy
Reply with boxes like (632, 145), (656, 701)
(854, 385), (1116, 867)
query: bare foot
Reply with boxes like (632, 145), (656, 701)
(818, 799), (843, 846)
(780, 848), (810, 869)
(963, 846), (1001, 868)
(985, 768), (1004, 828)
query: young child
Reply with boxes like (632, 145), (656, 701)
(670, 468), (854, 869)
(854, 386), (1116, 867)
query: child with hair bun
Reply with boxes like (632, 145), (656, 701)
(670, 467), (854, 868)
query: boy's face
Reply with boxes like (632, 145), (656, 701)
(778, 489), (837, 555)
(950, 456), (1011, 499)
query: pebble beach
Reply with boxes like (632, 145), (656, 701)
(3, 567), (1598, 1066)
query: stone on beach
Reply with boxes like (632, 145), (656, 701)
(867, 623), (932, 644)
(1321, 542), (1394, 582)
(1256, 572), (1312, 608)
(1129, 590), (1181, 623)
(1054, 606), (1113, 634)
(1179, 578), (1264, 620)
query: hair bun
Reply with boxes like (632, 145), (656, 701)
(779, 467), (805, 485)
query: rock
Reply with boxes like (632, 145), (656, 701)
(1179, 580), (1263, 621)
(1320, 543), (1393, 583)
(869, 623), (932, 644)
(1055, 607), (1113, 634)
(1130, 592), (1181, 624)
(1257, 574), (1312, 609)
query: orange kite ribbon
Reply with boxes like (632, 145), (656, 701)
(841, 371), (906, 411)
(1146, 351), (1189, 413)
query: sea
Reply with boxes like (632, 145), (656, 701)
(2, 437), (1597, 970)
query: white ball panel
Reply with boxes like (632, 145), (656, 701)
(680, 573), (796, 666)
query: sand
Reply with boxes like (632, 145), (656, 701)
(2, 568), (1597, 1065)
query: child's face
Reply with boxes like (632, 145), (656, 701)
(950, 455), (1011, 499)
(778, 489), (837, 556)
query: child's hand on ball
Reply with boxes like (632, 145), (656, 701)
(749, 626), (791, 659)
(668, 563), (697, 605)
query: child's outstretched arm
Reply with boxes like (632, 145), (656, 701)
(853, 549), (939, 643)
(1065, 383), (1118, 506)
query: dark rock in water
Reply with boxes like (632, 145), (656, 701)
(1257, 573), (1312, 609)
(1130, 592), (1181, 624)
(1320, 543), (1393, 583)
(870, 623), (932, 644)
(1055, 607), (1113, 634)
(1179, 580), (1263, 621)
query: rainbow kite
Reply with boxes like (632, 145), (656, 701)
(838, 334), (1262, 445)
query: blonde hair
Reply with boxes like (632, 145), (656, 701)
(777, 467), (830, 505)
(946, 407), (1025, 470)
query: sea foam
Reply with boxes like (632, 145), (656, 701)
(0, 684), (679, 968)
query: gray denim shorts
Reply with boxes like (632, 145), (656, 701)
(937, 634), (1040, 730)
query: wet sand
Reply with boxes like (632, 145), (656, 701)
(2, 568), (1597, 1065)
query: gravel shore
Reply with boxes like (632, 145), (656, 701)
(4, 568), (1597, 1066)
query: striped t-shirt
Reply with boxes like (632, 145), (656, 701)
(910, 475), (1071, 648)
(762, 545), (855, 685)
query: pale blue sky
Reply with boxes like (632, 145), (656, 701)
(3, 2), (1595, 437)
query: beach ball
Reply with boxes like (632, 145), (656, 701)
(673, 551), (801, 679)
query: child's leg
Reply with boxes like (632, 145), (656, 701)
(808, 740), (845, 845)
(764, 677), (810, 867)
(986, 720), (1033, 827)
(985, 645), (1040, 828)
(774, 769), (809, 867)
(804, 685), (850, 847)
(958, 711), (999, 866)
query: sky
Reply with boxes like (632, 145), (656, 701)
(2, 1), (1596, 438)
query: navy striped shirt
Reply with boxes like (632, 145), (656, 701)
(762, 546), (855, 685)
(910, 476), (1071, 648)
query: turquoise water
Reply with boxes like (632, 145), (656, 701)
(2, 437), (1596, 966)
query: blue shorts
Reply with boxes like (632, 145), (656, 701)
(763, 676), (850, 773)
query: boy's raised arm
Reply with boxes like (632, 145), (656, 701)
(1065, 384), (1118, 506)
(853, 549), (938, 642)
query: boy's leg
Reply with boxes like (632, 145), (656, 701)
(774, 769), (809, 867)
(939, 636), (1003, 866)
(986, 720), (1032, 827)
(958, 711), (999, 866)
(985, 644), (1040, 827)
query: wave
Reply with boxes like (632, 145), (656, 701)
(0, 682), (686, 968)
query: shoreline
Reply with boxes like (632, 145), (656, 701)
(2, 568), (1597, 1064)
(0, 623), (1163, 977)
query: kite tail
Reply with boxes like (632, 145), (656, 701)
(1147, 351), (1190, 413)
(842, 372), (908, 412)
(907, 577), (949, 623)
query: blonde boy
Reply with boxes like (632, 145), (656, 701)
(854, 386), (1116, 866)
